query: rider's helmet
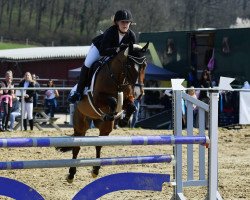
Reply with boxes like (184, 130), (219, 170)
(114, 10), (133, 22)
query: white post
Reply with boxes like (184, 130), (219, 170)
(208, 91), (219, 200)
(69, 104), (75, 126)
(171, 79), (186, 200)
(21, 89), (25, 131)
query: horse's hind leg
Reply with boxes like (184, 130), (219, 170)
(91, 120), (113, 178)
(91, 146), (101, 178)
(67, 146), (80, 183)
(67, 103), (89, 183)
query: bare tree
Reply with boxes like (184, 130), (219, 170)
(48, 0), (56, 31)
(35, 0), (47, 32)
(17, 0), (23, 27)
(28, 0), (34, 23)
(0, 0), (8, 25)
(79, 0), (110, 39)
(0, 0), (250, 45)
(8, 0), (15, 31)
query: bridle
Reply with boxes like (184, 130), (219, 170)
(107, 52), (146, 92)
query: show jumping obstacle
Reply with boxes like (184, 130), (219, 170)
(0, 77), (233, 200)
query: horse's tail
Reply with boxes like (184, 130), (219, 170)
(55, 147), (73, 152)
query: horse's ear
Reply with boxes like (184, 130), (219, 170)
(141, 41), (149, 52)
(124, 47), (129, 57)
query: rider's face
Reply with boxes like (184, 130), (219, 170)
(117, 20), (131, 33)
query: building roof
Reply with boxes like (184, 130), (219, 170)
(0, 46), (90, 61)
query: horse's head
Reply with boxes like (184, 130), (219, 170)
(112, 42), (149, 87)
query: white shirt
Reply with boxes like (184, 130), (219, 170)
(45, 89), (56, 99)
(119, 33), (125, 43)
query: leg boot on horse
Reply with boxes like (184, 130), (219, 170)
(118, 101), (136, 127)
(68, 65), (89, 103)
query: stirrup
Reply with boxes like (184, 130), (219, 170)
(68, 92), (82, 103)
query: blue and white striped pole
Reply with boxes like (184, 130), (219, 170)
(0, 135), (209, 148)
(0, 155), (174, 170)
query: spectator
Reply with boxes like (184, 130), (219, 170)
(131, 84), (143, 128)
(187, 67), (198, 87)
(198, 69), (212, 102)
(32, 74), (40, 108)
(198, 70), (212, 129)
(187, 86), (198, 127)
(44, 80), (59, 118)
(0, 70), (14, 131)
(8, 97), (21, 131)
(19, 72), (35, 131)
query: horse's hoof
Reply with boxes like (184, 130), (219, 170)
(91, 171), (98, 178)
(118, 119), (128, 127)
(66, 175), (74, 183)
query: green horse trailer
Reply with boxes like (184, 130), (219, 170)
(139, 27), (250, 85)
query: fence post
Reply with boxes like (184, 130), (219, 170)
(208, 90), (219, 200)
(173, 90), (185, 199)
(20, 89), (25, 131)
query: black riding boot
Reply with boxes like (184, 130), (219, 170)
(29, 119), (34, 131)
(23, 119), (27, 131)
(68, 65), (89, 103)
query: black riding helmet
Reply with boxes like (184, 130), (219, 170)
(114, 9), (133, 22)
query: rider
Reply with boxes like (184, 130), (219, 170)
(68, 9), (136, 103)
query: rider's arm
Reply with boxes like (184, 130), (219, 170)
(99, 26), (119, 56)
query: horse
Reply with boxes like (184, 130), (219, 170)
(57, 42), (149, 183)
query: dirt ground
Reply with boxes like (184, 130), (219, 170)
(0, 126), (249, 200)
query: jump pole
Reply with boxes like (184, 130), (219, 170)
(0, 135), (209, 148)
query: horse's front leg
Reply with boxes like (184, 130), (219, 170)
(91, 146), (102, 178)
(67, 146), (80, 183)
(118, 99), (136, 127)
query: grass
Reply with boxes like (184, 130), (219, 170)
(0, 42), (36, 50)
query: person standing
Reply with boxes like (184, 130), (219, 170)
(32, 74), (40, 108)
(198, 70), (212, 129)
(0, 70), (14, 131)
(131, 83), (143, 128)
(187, 86), (198, 127)
(19, 72), (35, 131)
(44, 80), (59, 118)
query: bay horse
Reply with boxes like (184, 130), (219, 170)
(57, 42), (149, 183)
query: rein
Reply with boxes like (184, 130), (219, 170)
(107, 54), (145, 92)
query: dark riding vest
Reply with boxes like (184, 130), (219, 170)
(2, 80), (13, 95)
(92, 25), (136, 56)
(19, 80), (35, 103)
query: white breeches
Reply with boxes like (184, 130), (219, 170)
(84, 44), (101, 68)
(23, 102), (33, 120)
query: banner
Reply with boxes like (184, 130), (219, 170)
(239, 92), (250, 124)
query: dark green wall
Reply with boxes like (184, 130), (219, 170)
(140, 28), (250, 83)
(139, 31), (189, 78)
(214, 28), (250, 83)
